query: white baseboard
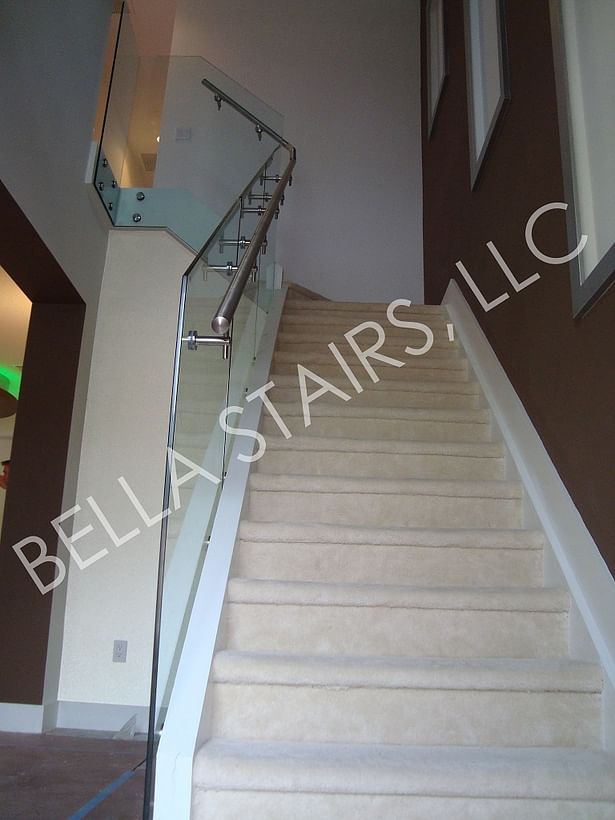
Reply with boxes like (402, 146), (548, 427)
(0, 700), (149, 735)
(443, 279), (615, 695)
(0, 703), (44, 733)
(53, 700), (149, 733)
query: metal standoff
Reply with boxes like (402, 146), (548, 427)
(218, 236), (250, 253)
(214, 94), (222, 111)
(255, 124), (264, 141)
(248, 192), (272, 204)
(182, 330), (230, 357)
(207, 263), (238, 276)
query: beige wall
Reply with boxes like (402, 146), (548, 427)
(58, 231), (191, 713)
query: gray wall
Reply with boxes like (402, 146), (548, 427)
(0, 0), (114, 708)
(171, 0), (424, 303)
(0, 0), (113, 306)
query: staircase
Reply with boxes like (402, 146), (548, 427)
(192, 298), (615, 819)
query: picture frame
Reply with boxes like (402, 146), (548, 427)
(549, 0), (615, 317)
(426, 0), (448, 138)
(463, 0), (511, 188)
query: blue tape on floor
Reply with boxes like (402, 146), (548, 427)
(67, 769), (136, 819)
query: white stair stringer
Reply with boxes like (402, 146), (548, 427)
(192, 299), (615, 818)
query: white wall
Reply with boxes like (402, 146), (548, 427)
(57, 231), (191, 719)
(171, 0), (424, 303)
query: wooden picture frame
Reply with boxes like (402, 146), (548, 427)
(550, 0), (615, 317)
(426, 0), (448, 138)
(463, 0), (511, 188)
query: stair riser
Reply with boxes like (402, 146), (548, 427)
(223, 604), (568, 658)
(278, 330), (459, 350)
(193, 792), (615, 820)
(271, 363), (469, 383)
(283, 304), (445, 317)
(277, 341), (462, 360)
(256, 451), (505, 481)
(268, 386), (480, 409)
(280, 316), (449, 333)
(248, 490), (522, 529)
(284, 300), (444, 314)
(260, 416), (491, 443)
(210, 684), (601, 747)
(235, 542), (542, 587)
(274, 351), (467, 371)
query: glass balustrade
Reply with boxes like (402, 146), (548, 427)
(94, 5), (283, 253)
(96, 11), (295, 816)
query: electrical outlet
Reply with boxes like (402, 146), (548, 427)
(175, 126), (192, 142)
(112, 640), (128, 663)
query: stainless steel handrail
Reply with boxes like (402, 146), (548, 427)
(202, 77), (293, 153)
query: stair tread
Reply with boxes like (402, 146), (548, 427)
(212, 650), (602, 691)
(249, 474), (522, 499)
(263, 436), (504, 456)
(274, 350), (467, 368)
(227, 578), (569, 611)
(238, 521), (544, 549)
(277, 331), (460, 349)
(282, 301), (445, 314)
(259, 402), (489, 422)
(194, 739), (615, 800)
(270, 365), (468, 380)
(269, 374), (480, 393)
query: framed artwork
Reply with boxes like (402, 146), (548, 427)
(550, 0), (615, 317)
(463, 0), (511, 187)
(426, 0), (448, 138)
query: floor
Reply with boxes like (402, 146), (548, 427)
(0, 731), (147, 819)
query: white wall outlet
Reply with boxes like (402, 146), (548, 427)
(112, 639), (128, 663)
(175, 126), (192, 142)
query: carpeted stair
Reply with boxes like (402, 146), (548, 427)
(192, 298), (615, 819)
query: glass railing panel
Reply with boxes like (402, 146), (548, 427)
(94, 2), (284, 252)
(256, 150), (285, 317)
(95, 6), (141, 192)
(152, 282), (230, 730)
(114, 186), (221, 252)
(155, 57), (281, 223)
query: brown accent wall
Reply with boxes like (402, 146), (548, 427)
(0, 182), (85, 704)
(422, 0), (615, 576)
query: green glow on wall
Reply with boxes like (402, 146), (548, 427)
(0, 364), (22, 400)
